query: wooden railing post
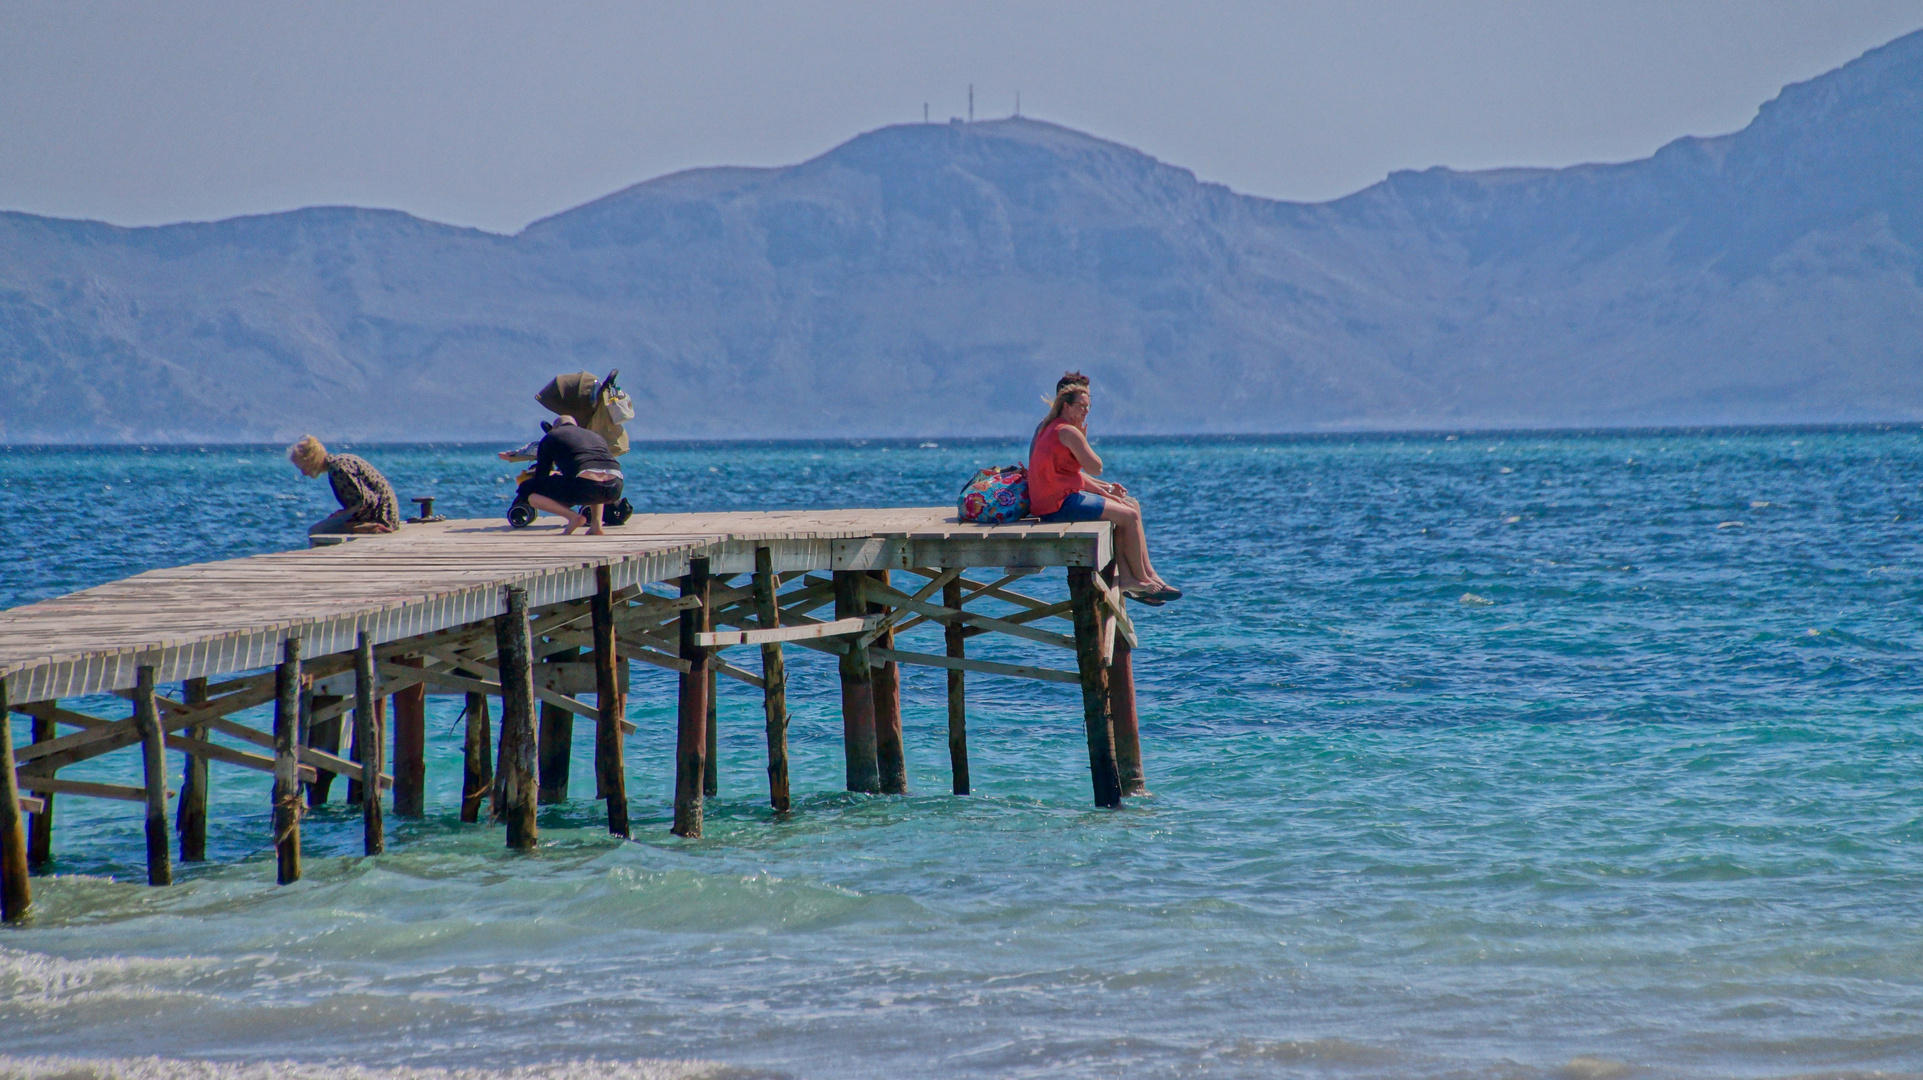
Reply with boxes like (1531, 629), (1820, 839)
(593, 565), (630, 837)
(0, 676), (32, 922)
(943, 576), (969, 795)
(495, 586), (539, 851)
(273, 637), (304, 884)
(538, 648), (576, 804)
(753, 547), (791, 813)
(133, 665), (173, 886)
(1068, 569), (1121, 808)
(355, 631), (385, 855)
(835, 570), (881, 794)
(391, 657), (426, 817)
(673, 558), (712, 837)
(176, 677), (209, 861)
(869, 570), (906, 794)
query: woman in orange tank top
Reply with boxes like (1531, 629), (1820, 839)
(1027, 373), (1181, 603)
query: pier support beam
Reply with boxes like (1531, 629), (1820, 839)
(460, 690), (492, 823)
(1068, 569), (1122, 808)
(176, 678), (208, 861)
(869, 570), (906, 794)
(495, 586), (539, 851)
(835, 570), (880, 794)
(704, 666), (719, 797)
(753, 547), (791, 813)
(0, 676), (32, 923)
(391, 657), (426, 818)
(27, 710), (55, 869)
(538, 648), (576, 804)
(355, 632), (385, 855)
(593, 566), (630, 837)
(134, 665), (173, 886)
(673, 558), (712, 838)
(1104, 567), (1145, 797)
(944, 577), (969, 795)
(273, 638), (303, 884)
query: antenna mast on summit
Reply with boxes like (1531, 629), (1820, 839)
(968, 84), (974, 122)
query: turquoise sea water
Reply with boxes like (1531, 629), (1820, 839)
(2, 430), (1922, 1080)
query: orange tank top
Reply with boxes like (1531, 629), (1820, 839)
(1027, 418), (1085, 517)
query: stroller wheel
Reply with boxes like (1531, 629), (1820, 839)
(603, 498), (634, 527)
(508, 500), (537, 528)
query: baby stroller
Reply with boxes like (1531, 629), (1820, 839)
(505, 368), (636, 528)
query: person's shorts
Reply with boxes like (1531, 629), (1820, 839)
(519, 473), (624, 507)
(1038, 490), (1106, 523)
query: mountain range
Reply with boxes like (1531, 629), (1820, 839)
(3, 30), (1922, 442)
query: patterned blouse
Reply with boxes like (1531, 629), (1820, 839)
(325, 453), (401, 532)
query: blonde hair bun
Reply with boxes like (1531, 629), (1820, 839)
(288, 435), (327, 472)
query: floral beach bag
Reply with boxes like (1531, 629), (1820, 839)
(958, 465), (1030, 525)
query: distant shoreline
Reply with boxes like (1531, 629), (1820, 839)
(3, 420), (1919, 453)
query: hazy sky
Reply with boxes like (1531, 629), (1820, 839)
(3, 1), (1921, 234)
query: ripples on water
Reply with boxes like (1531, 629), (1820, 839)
(3, 430), (1922, 1080)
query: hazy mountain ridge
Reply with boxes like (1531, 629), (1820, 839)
(2, 30), (1921, 441)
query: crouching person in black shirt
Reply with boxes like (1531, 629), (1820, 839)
(504, 416), (624, 535)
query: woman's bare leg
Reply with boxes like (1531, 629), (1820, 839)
(584, 503), (605, 536)
(1100, 501), (1163, 589)
(528, 494), (587, 533)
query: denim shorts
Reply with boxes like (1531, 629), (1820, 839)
(1038, 490), (1106, 523)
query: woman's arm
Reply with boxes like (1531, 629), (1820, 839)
(1056, 425), (1103, 476)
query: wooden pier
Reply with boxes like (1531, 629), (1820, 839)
(0, 510), (1146, 922)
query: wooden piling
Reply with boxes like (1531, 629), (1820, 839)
(868, 570), (907, 794)
(305, 695), (344, 806)
(673, 558), (712, 838)
(391, 657), (426, 817)
(538, 647), (576, 804)
(273, 637), (303, 884)
(460, 691), (492, 823)
(943, 577), (970, 795)
(355, 632), (384, 855)
(495, 586), (539, 851)
(1067, 569), (1122, 808)
(176, 677), (208, 861)
(0, 676), (32, 923)
(592, 566), (629, 837)
(1109, 618), (1146, 797)
(835, 570), (881, 794)
(704, 666), (719, 797)
(132, 665), (173, 886)
(753, 547), (791, 813)
(27, 710), (55, 869)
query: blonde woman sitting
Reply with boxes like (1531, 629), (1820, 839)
(289, 436), (400, 537)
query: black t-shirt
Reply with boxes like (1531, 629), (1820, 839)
(535, 423), (620, 479)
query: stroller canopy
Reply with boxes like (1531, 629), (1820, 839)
(535, 370), (629, 456)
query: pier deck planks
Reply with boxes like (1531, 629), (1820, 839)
(1, 510), (1109, 702)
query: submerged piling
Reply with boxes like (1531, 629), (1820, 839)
(355, 632), (384, 855)
(592, 566), (630, 837)
(0, 676), (31, 922)
(834, 570), (880, 794)
(495, 586), (538, 851)
(868, 570), (906, 794)
(943, 576), (970, 795)
(391, 657), (426, 817)
(754, 547), (791, 813)
(1068, 569), (1122, 808)
(176, 677), (209, 861)
(673, 558), (712, 838)
(133, 665), (172, 886)
(273, 638), (303, 884)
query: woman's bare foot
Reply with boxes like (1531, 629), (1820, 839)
(561, 512), (588, 536)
